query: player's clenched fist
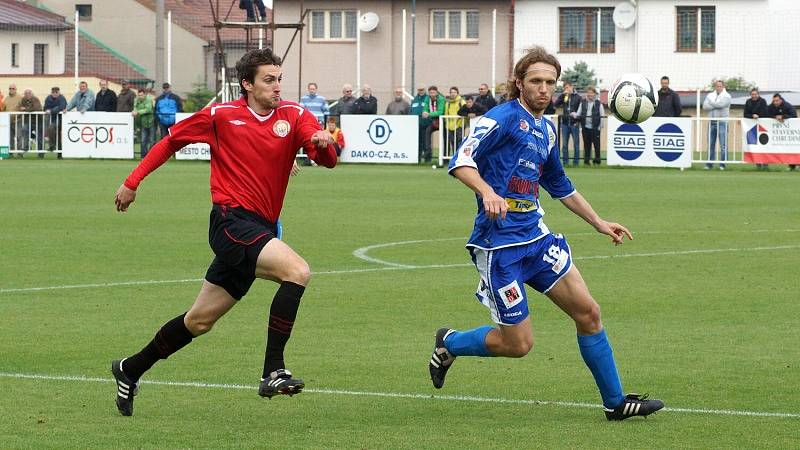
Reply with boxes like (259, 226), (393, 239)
(310, 130), (334, 148)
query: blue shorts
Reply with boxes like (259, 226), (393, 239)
(469, 233), (573, 325)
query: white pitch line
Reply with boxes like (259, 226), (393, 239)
(0, 372), (797, 419)
(2, 244), (799, 294)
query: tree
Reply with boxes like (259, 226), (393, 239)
(561, 61), (596, 90)
(709, 76), (756, 92)
(183, 81), (216, 112)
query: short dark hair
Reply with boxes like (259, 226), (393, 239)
(450, 86), (459, 94)
(586, 86), (597, 94)
(750, 88), (759, 94)
(661, 76), (669, 82)
(563, 81), (572, 87)
(308, 82), (317, 89)
(773, 93), (783, 100)
(235, 48), (283, 97)
(162, 82), (171, 89)
(507, 46), (561, 100)
(464, 95), (474, 101)
(428, 85), (438, 92)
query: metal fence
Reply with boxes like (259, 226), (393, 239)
(5, 112), (62, 157)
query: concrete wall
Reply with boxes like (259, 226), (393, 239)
(273, 1), (511, 107)
(515, 0), (800, 91)
(0, 31), (66, 74)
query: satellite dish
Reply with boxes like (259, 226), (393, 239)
(613, 2), (636, 29)
(358, 12), (380, 32)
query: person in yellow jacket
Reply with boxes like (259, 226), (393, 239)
(443, 87), (465, 157)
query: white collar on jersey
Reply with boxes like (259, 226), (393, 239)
(247, 105), (275, 122)
(516, 98), (544, 127)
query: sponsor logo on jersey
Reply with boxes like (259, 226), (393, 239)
(229, 119), (246, 126)
(498, 280), (523, 309)
(273, 120), (290, 137)
(507, 176), (539, 196)
(548, 127), (556, 148)
(519, 119), (529, 132)
(518, 158), (536, 169)
(530, 128), (544, 139)
(503, 311), (523, 318)
(505, 198), (538, 212)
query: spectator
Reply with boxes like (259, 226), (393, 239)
(18, 89), (44, 154)
(576, 86), (604, 166)
(94, 80), (118, 112)
(66, 81), (95, 113)
(330, 83), (357, 116)
(353, 85), (378, 114)
(0, 88), (4, 111)
(457, 95), (488, 126)
(43, 87), (67, 158)
(702, 80), (731, 170)
(744, 88), (769, 169)
(410, 85), (428, 163)
(494, 83), (509, 105)
(421, 85), (445, 163)
(475, 83), (497, 112)
(240, 0), (267, 22)
(325, 116), (346, 156)
(443, 87), (466, 157)
(5, 84), (21, 155)
(133, 89), (155, 158)
(554, 81), (582, 166)
(299, 82), (329, 125)
(653, 76), (682, 117)
(385, 87), (410, 115)
(117, 80), (136, 113)
(155, 82), (183, 139)
(767, 93), (798, 171)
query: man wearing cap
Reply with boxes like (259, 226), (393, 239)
(155, 82), (183, 139)
(44, 87), (67, 158)
(117, 80), (136, 113)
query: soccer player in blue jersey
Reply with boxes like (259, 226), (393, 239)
(429, 46), (664, 421)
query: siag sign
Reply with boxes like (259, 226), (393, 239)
(62, 112), (134, 159)
(607, 117), (692, 168)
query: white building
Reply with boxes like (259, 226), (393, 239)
(0, 0), (68, 75)
(515, 0), (800, 91)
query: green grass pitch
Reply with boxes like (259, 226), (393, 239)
(0, 159), (798, 449)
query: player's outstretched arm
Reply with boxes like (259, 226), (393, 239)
(560, 191), (632, 245)
(451, 166), (507, 220)
(305, 130), (337, 168)
(115, 184), (137, 212)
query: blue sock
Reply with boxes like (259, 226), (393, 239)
(444, 326), (493, 357)
(577, 329), (624, 409)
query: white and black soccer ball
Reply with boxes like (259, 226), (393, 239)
(608, 74), (658, 124)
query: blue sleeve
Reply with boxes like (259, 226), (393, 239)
(539, 120), (576, 199)
(447, 113), (505, 174)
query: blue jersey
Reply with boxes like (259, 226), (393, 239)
(448, 99), (576, 250)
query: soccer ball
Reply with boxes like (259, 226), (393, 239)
(608, 74), (658, 124)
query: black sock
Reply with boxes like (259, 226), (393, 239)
(122, 313), (194, 382)
(263, 282), (305, 378)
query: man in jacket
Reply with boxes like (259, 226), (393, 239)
(18, 89), (44, 154)
(300, 82), (329, 125)
(94, 80), (118, 112)
(117, 80), (136, 113)
(576, 86), (604, 166)
(554, 81), (582, 166)
(43, 87), (67, 157)
(475, 83), (497, 112)
(385, 87), (410, 115)
(330, 84), (357, 117)
(422, 86), (445, 163)
(155, 83), (183, 139)
(744, 88), (769, 169)
(443, 87), (465, 157)
(653, 76), (682, 118)
(67, 81), (95, 113)
(702, 80), (731, 170)
(410, 86), (428, 163)
(353, 85), (378, 115)
(767, 94), (798, 171)
(133, 89), (155, 158)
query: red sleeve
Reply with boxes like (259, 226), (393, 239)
(296, 108), (337, 168)
(124, 108), (213, 190)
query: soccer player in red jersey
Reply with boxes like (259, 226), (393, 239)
(110, 48), (337, 416)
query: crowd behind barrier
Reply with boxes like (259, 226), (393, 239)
(1, 78), (797, 169)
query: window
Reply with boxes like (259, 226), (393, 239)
(676, 6), (715, 52)
(11, 43), (18, 67)
(309, 10), (357, 41)
(34, 44), (47, 74)
(559, 8), (615, 53)
(75, 4), (92, 21)
(430, 10), (479, 42)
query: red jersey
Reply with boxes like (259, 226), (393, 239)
(124, 97), (337, 222)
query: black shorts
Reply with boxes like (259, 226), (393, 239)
(205, 204), (276, 300)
